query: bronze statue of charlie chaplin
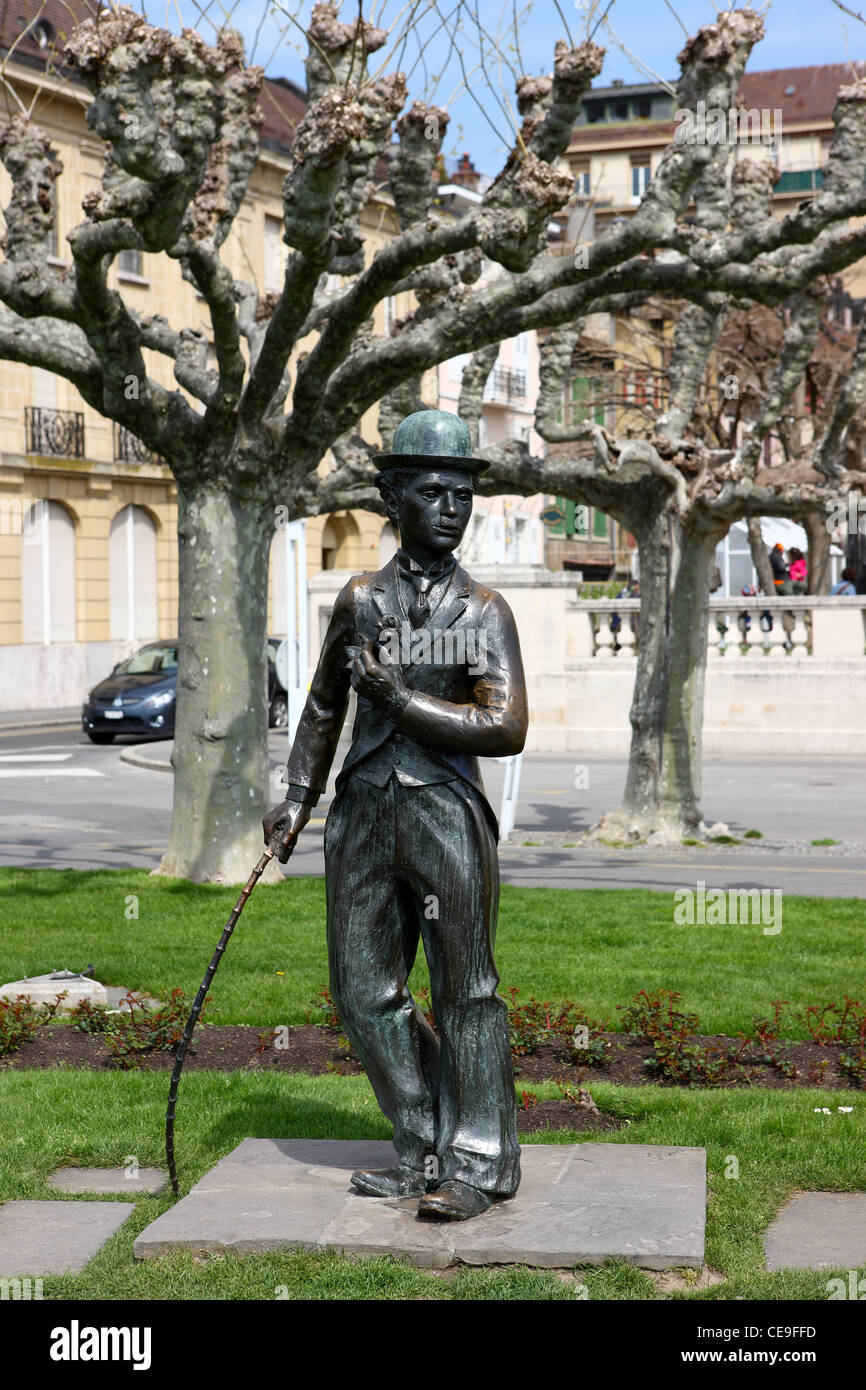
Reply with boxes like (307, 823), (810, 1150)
(263, 408), (528, 1221)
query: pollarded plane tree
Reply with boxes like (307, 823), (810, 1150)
(710, 292), (866, 596)
(0, 0), (594, 880)
(328, 9), (866, 844)
(1, 4), (866, 874)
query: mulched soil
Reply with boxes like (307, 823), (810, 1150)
(511, 1032), (860, 1090)
(2, 1023), (860, 1091)
(517, 1101), (624, 1134)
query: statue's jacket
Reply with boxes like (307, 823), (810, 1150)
(284, 555), (529, 838)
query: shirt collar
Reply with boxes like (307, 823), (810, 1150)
(395, 548), (457, 582)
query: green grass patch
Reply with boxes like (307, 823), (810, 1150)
(811, 838), (838, 847)
(1, 868), (864, 1036)
(0, 1070), (862, 1300)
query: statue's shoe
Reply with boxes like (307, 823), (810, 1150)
(350, 1165), (428, 1198)
(417, 1180), (494, 1222)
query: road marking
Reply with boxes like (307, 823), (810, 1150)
(0, 768), (104, 779)
(0, 726), (80, 739)
(0, 753), (72, 762)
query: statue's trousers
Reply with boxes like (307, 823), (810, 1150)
(324, 772), (520, 1196)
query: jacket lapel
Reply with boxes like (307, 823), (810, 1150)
(430, 564), (471, 631)
(371, 556), (471, 632)
(371, 556), (401, 626)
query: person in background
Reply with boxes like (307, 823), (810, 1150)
(830, 565), (857, 595)
(769, 542), (790, 594)
(787, 547), (807, 594)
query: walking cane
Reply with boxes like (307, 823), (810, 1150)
(165, 829), (290, 1196)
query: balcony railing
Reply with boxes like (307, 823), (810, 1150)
(113, 424), (165, 467)
(483, 367), (527, 403)
(24, 406), (85, 458)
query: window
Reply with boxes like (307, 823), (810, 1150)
(550, 499), (589, 538)
(264, 215), (285, 293)
(635, 97), (651, 119)
(593, 508), (609, 539)
(574, 167), (591, 196)
(448, 353), (469, 383)
(118, 248), (143, 276)
(562, 374), (606, 428)
(631, 160), (651, 203)
(109, 506), (158, 641)
(48, 182), (59, 258)
(20, 501), (76, 643)
(513, 332), (530, 364)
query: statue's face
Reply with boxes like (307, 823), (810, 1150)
(395, 468), (474, 556)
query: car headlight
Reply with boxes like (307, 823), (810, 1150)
(144, 689), (176, 709)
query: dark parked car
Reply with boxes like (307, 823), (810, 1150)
(82, 638), (289, 743)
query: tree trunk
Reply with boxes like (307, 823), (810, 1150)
(156, 483), (278, 883)
(594, 506), (725, 844)
(747, 517), (775, 594)
(803, 512), (831, 594)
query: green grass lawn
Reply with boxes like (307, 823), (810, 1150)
(2, 867), (864, 1301)
(1, 867), (863, 1033)
(1, 1068), (863, 1301)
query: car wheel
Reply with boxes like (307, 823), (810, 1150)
(87, 731), (116, 745)
(269, 692), (289, 729)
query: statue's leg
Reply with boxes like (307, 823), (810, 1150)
(325, 775), (437, 1170)
(396, 779), (520, 1197)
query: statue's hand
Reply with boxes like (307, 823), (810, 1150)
(350, 639), (411, 721)
(262, 798), (312, 863)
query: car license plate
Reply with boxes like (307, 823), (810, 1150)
(105, 710), (123, 719)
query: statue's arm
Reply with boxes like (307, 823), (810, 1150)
(395, 592), (528, 757)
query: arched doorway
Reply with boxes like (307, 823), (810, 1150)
(21, 500), (77, 643)
(109, 505), (158, 640)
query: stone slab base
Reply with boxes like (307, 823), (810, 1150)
(133, 1138), (706, 1271)
(0, 1200), (135, 1276)
(764, 1193), (866, 1271)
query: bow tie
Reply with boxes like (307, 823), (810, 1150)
(395, 551), (456, 627)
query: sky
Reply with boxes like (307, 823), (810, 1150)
(145, 1), (865, 174)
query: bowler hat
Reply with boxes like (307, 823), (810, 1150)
(373, 409), (490, 475)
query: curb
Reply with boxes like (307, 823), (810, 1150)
(119, 748), (173, 774)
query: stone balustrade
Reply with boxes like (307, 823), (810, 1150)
(308, 570), (866, 753)
(571, 596), (866, 659)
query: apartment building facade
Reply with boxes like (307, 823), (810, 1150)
(541, 61), (866, 579)
(0, 2), (412, 707)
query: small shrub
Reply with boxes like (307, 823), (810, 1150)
(306, 985), (341, 1031)
(0, 995), (45, 1055)
(104, 988), (204, 1070)
(69, 998), (116, 1034)
(744, 829), (763, 839)
(619, 988), (734, 1087)
(839, 1053), (866, 1087)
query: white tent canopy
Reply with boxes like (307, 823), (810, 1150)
(714, 517), (843, 597)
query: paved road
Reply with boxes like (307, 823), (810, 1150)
(1, 722), (864, 895)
